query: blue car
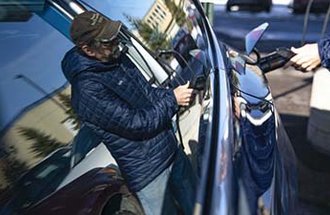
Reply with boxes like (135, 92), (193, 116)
(0, 0), (297, 214)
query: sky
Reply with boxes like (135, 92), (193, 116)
(82, 0), (154, 27)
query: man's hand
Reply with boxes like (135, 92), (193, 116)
(173, 82), (194, 106)
(288, 43), (321, 72)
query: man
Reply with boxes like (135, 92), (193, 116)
(61, 11), (196, 215)
(289, 36), (330, 72)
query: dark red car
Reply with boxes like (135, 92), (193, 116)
(23, 167), (143, 215)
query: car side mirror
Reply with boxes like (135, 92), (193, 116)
(245, 22), (269, 56)
(229, 22), (269, 74)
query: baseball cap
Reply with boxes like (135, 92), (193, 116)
(70, 11), (122, 46)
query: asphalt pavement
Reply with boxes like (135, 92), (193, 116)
(212, 4), (330, 214)
(213, 4), (330, 52)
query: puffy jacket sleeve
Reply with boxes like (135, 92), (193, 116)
(318, 36), (330, 69)
(78, 80), (178, 140)
(145, 84), (174, 100)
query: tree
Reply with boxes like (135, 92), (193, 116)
(1, 145), (28, 188)
(124, 14), (170, 50)
(164, 0), (186, 27)
(57, 92), (80, 130)
(18, 127), (65, 158)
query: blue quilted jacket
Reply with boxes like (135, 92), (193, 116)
(318, 36), (330, 69)
(61, 47), (179, 192)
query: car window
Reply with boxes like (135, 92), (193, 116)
(79, 0), (215, 204)
(80, 0), (211, 87)
(79, 0), (216, 197)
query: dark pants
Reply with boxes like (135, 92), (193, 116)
(162, 147), (197, 215)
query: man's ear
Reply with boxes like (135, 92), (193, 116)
(81, 45), (96, 57)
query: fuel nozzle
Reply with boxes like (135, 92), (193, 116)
(258, 47), (296, 73)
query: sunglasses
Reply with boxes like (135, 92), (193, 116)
(94, 37), (121, 47)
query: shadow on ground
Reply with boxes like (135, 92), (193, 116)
(280, 114), (330, 214)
